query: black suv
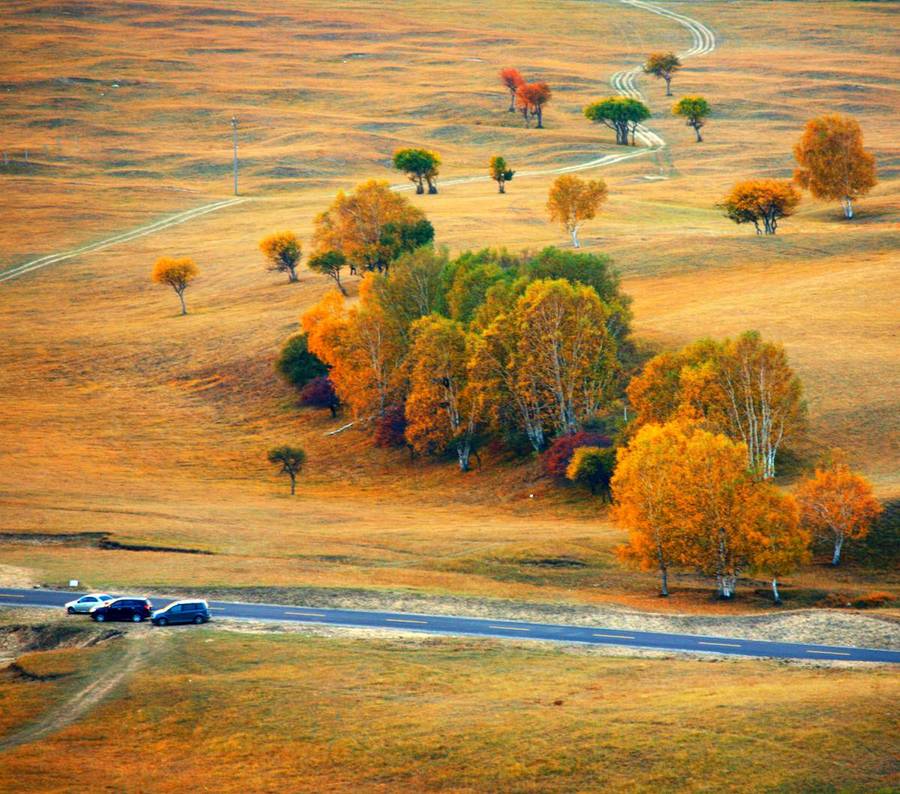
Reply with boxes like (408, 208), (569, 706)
(152, 600), (211, 626)
(90, 598), (153, 623)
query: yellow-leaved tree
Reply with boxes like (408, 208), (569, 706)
(404, 315), (478, 472)
(546, 175), (607, 248)
(151, 256), (198, 316)
(469, 279), (619, 450)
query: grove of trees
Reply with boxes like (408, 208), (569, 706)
(516, 82), (552, 128)
(626, 331), (806, 480)
(613, 419), (808, 600)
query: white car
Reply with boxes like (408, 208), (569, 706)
(65, 593), (114, 614)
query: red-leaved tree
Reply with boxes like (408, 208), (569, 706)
(516, 82), (552, 128)
(499, 68), (525, 113)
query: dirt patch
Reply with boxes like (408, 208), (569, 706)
(0, 623), (123, 666)
(0, 531), (212, 555)
(0, 564), (36, 588)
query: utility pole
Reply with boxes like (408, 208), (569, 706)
(231, 115), (239, 196)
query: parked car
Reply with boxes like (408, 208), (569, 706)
(90, 597), (153, 623)
(152, 600), (211, 626)
(65, 593), (114, 614)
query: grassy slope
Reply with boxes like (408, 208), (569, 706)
(0, 628), (898, 793)
(0, 0), (897, 608)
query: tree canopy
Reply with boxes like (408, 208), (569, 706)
(672, 96), (711, 142)
(584, 97), (651, 145)
(793, 114), (877, 219)
(516, 82), (552, 128)
(721, 179), (801, 235)
(546, 175), (608, 248)
(489, 156), (514, 193)
(259, 232), (302, 283)
(643, 52), (681, 95)
(307, 250), (348, 295)
(626, 331), (805, 479)
(151, 256), (198, 316)
(267, 445), (306, 495)
(312, 180), (427, 274)
(796, 455), (883, 565)
(276, 333), (329, 390)
(393, 148), (441, 195)
(499, 67), (525, 112)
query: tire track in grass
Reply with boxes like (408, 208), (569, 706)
(0, 198), (247, 284)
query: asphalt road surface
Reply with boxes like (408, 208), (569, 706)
(2, 589), (898, 663)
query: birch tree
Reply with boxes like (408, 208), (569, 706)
(796, 457), (883, 565)
(793, 114), (877, 219)
(547, 175), (608, 248)
(405, 316), (478, 472)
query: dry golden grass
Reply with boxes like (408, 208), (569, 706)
(0, 0), (897, 608)
(0, 628), (898, 793)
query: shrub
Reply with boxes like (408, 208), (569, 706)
(276, 334), (328, 390)
(299, 376), (339, 416)
(374, 405), (408, 448)
(851, 591), (895, 609)
(566, 446), (616, 499)
(542, 431), (612, 479)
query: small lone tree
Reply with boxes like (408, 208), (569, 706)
(393, 148), (441, 194)
(721, 179), (801, 235)
(584, 97), (651, 145)
(489, 156), (514, 194)
(793, 114), (877, 219)
(259, 232), (302, 283)
(299, 376), (340, 417)
(267, 445), (306, 495)
(547, 174), (608, 247)
(516, 82), (552, 129)
(566, 445), (616, 499)
(796, 456), (883, 565)
(673, 96), (710, 142)
(308, 250), (348, 295)
(151, 256), (198, 316)
(276, 333), (328, 390)
(499, 68), (525, 112)
(644, 52), (681, 96)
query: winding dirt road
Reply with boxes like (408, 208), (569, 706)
(0, 0), (715, 284)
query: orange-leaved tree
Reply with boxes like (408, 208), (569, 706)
(516, 82), (551, 128)
(795, 455), (883, 565)
(312, 180), (427, 274)
(499, 68), (525, 113)
(721, 179), (801, 235)
(627, 332), (805, 479)
(643, 52), (681, 96)
(748, 486), (807, 604)
(259, 232), (302, 283)
(151, 256), (198, 316)
(612, 420), (693, 597)
(404, 315), (478, 472)
(301, 277), (406, 419)
(615, 420), (803, 599)
(793, 114), (877, 220)
(546, 175), (608, 248)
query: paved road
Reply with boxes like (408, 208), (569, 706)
(2, 589), (898, 663)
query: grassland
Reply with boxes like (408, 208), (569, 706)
(0, 0), (898, 616)
(0, 625), (897, 793)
